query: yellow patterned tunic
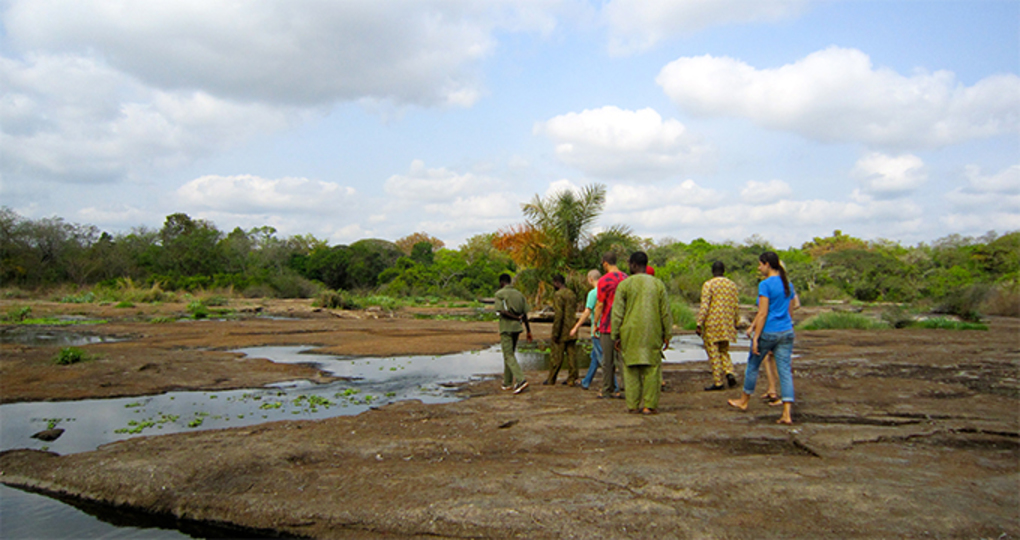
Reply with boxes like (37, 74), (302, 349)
(697, 276), (739, 344)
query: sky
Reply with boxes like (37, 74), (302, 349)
(1, 0), (1018, 250)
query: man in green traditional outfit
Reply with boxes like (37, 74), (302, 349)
(545, 274), (579, 386)
(611, 251), (672, 414)
(494, 273), (532, 394)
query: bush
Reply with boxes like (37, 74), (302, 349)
(186, 301), (210, 319)
(54, 347), (91, 365)
(981, 283), (1020, 317)
(4, 305), (32, 322)
(61, 291), (96, 303)
(881, 305), (916, 329)
(670, 299), (697, 331)
(798, 312), (889, 330)
(314, 290), (357, 310)
(115, 301), (135, 308)
(934, 284), (988, 322)
(202, 295), (231, 307)
(911, 317), (987, 331)
(267, 272), (321, 299)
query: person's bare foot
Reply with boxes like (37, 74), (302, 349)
(777, 417), (793, 425)
(727, 398), (748, 411)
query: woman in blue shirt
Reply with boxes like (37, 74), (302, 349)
(727, 251), (797, 424)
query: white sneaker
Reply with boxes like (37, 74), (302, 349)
(512, 380), (529, 394)
(500, 384), (513, 391)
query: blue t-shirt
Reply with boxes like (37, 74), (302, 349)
(758, 275), (795, 333)
(585, 287), (598, 337)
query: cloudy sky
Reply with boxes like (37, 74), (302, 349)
(2, 0), (1018, 249)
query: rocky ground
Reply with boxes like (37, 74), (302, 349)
(0, 299), (1017, 539)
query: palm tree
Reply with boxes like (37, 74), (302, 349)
(520, 183), (607, 266)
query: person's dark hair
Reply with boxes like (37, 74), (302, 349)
(711, 261), (725, 276)
(759, 251), (790, 297)
(602, 252), (617, 265)
(552, 274), (565, 286)
(629, 251), (648, 267)
(499, 273), (512, 286)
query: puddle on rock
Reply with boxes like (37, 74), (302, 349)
(0, 328), (124, 347)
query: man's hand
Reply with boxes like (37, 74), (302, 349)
(569, 327), (578, 338)
(695, 324), (702, 336)
(526, 332), (533, 343)
(614, 339), (621, 352)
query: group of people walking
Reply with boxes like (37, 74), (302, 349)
(495, 250), (799, 424)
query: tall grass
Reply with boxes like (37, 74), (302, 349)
(912, 317), (988, 331)
(670, 299), (698, 331)
(798, 312), (889, 330)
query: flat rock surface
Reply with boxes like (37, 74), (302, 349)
(1, 300), (1017, 539)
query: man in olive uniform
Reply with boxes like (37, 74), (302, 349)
(545, 274), (579, 386)
(612, 252), (672, 414)
(495, 273), (532, 394)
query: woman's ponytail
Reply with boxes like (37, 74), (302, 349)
(760, 251), (790, 297)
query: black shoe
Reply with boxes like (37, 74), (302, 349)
(513, 381), (529, 394)
(704, 384), (726, 391)
(542, 380), (553, 385)
(726, 373), (738, 388)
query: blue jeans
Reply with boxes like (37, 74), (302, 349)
(743, 330), (795, 402)
(581, 336), (602, 389)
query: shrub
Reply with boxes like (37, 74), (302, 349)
(202, 295), (230, 307)
(115, 301), (135, 308)
(670, 299), (697, 331)
(61, 291), (96, 303)
(934, 284), (988, 322)
(981, 283), (1020, 317)
(798, 312), (889, 330)
(881, 305), (916, 329)
(187, 301), (210, 319)
(314, 290), (357, 310)
(54, 347), (91, 365)
(912, 317), (988, 331)
(4, 305), (32, 322)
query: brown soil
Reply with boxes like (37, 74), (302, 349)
(1, 299), (1018, 539)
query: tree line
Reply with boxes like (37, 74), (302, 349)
(1, 198), (1017, 321)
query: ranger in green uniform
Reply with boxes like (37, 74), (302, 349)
(611, 252), (672, 414)
(494, 273), (532, 394)
(545, 274), (579, 386)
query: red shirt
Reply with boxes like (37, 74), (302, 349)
(596, 271), (627, 333)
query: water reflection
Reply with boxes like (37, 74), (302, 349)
(0, 334), (749, 539)
(0, 328), (123, 347)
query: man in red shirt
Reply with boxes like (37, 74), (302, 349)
(593, 252), (627, 399)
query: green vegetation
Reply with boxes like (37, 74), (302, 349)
(798, 312), (890, 330)
(0, 203), (1016, 323)
(670, 299), (698, 331)
(4, 305), (32, 322)
(911, 317), (988, 331)
(53, 347), (96, 365)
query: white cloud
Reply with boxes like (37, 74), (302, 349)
(851, 152), (927, 199)
(608, 180), (722, 212)
(384, 160), (497, 202)
(963, 164), (1020, 194)
(740, 179), (793, 204)
(177, 175), (356, 214)
(602, 0), (809, 55)
(3, 0), (565, 108)
(657, 47), (1020, 149)
(0, 54), (295, 184)
(535, 106), (713, 180)
(944, 164), (1020, 213)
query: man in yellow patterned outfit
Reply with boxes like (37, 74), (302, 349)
(696, 261), (740, 391)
